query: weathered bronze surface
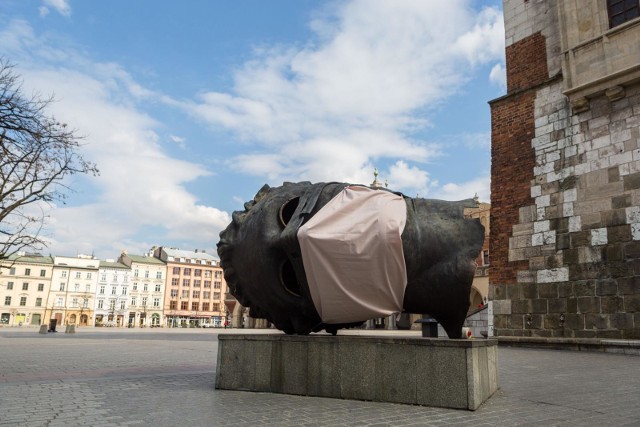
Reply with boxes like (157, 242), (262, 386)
(217, 182), (484, 338)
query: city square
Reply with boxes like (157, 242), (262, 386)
(1, 327), (639, 426)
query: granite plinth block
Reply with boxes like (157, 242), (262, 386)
(215, 334), (499, 410)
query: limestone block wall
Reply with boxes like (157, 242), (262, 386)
(490, 0), (640, 339)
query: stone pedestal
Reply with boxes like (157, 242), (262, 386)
(216, 334), (498, 410)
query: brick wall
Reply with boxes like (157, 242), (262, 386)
(506, 32), (549, 93)
(490, 25), (640, 339)
(490, 91), (536, 286)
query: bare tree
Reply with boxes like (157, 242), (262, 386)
(0, 58), (99, 260)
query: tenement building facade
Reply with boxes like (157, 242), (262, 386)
(154, 247), (227, 328)
(490, 0), (640, 338)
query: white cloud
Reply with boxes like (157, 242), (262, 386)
(489, 63), (506, 89)
(184, 0), (504, 187)
(433, 175), (491, 203)
(1, 21), (230, 258)
(387, 161), (431, 196)
(169, 134), (187, 149)
(38, 7), (49, 17)
(42, 0), (71, 17)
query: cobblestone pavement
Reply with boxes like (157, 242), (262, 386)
(1, 327), (639, 426)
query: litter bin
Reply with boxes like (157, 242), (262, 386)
(48, 319), (57, 332)
(415, 317), (438, 338)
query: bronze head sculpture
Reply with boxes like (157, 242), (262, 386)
(217, 181), (484, 338)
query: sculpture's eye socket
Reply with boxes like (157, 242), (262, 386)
(280, 259), (301, 296)
(279, 197), (300, 227)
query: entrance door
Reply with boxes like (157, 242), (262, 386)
(54, 313), (62, 325)
(16, 313), (26, 326)
(31, 314), (42, 325)
(80, 314), (88, 325)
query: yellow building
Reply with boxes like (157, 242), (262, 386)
(48, 255), (100, 327)
(0, 253), (54, 327)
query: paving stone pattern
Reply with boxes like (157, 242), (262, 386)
(1, 328), (639, 426)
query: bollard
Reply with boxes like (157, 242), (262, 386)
(39, 325), (48, 334)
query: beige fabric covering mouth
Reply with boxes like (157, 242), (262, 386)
(298, 186), (408, 324)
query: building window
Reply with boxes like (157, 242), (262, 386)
(193, 291), (200, 298)
(36, 297), (42, 307)
(101, 273), (107, 282)
(134, 269), (139, 277)
(214, 281), (221, 289)
(143, 283), (148, 292)
(20, 296), (27, 306)
(25, 268), (31, 276)
(204, 281), (211, 288)
(57, 297), (63, 307)
(22, 283), (28, 291)
(203, 291), (210, 299)
(83, 299), (88, 308)
(194, 269), (202, 277)
(111, 287), (116, 295)
(608, 0), (640, 27)
(204, 270), (212, 278)
(86, 284), (91, 293)
(38, 283), (44, 291)
(7, 282), (13, 290)
(170, 289), (178, 297)
(109, 300), (116, 310)
(215, 270), (222, 279)
(98, 300), (104, 309)
(60, 283), (65, 291)
(212, 303), (220, 311)
(9, 267), (15, 275)
(156, 271), (162, 279)
(191, 302), (199, 311)
(172, 267), (180, 274)
(169, 300), (177, 310)
(202, 302), (210, 311)
(131, 297), (136, 306)
(214, 292), (220, 299)
(153, 298), (160, 307)
(86, 272), (92, 279)
(194, 280), (201, 288)
(72, 298), (78, 308)
(100, 285), (105, 295)
(181, 301), (188, 310)
(145, 270), (149, 278)
(75, 272), (81, 279)
(120, 300), (126, 310)
(122, 286), (127, 295)
(40, 269), (46, 277)
(61, 271), (67, 278)
(142, 297), (148, 307)
(182, 279), (190, 287)
(155, 284), (161, 292)
(4, 296), (11, 305)
(183, 268), (191, 275)
(133, 283), (138, 291)
(483, 250), (490, 266)
(171, 278), (179, 286)
(181, 290), (189, 298)
(74, 284), (80, 292)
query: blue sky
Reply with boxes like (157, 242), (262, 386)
(1, 0), (506, 259)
